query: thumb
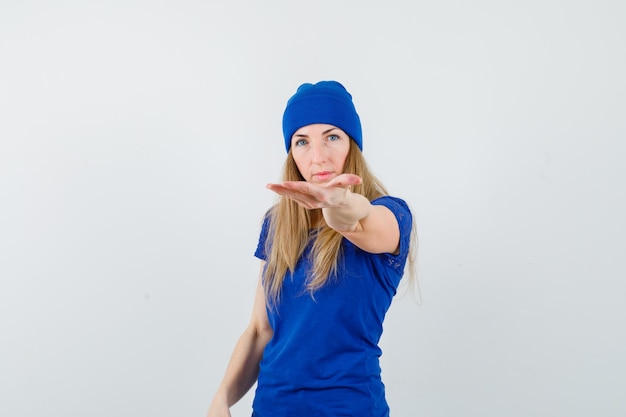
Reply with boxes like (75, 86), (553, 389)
(333, 173), (362, 187)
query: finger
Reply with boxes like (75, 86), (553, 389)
(266, 184), (322, 207)
(266, 183), (290, 194)
(268, 182), (321, 200)
(267, 183), (315, 198)
(326, 174), (362, 188)
(267, 182), (306, 193)
(283, 192), (322, 209)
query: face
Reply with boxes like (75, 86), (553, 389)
(290, 124), (351, 184)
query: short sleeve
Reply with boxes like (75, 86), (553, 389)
(371, 196), (413, 272)
(254, 211), (272, 261)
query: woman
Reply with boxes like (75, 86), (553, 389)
(207, 81), (416, 417)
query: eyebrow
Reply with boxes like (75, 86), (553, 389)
(294, 128), (339, 138)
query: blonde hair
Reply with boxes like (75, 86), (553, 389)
(263, 140), (417, 306)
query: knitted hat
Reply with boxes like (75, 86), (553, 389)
(282, 81), (362, 152)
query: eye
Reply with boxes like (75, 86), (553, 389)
(294, 138), (308, 147)
(327, 134), (340, 142)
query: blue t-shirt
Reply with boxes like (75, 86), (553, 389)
(252, 196), (413, 417)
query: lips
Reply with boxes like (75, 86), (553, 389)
(312, 171), (334, 182)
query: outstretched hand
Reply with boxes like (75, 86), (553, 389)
(267, 174), (362, 210)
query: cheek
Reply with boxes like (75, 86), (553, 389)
(292, 154), (308, 176)
(338, 148), (350, 171)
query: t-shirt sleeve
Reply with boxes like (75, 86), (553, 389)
(371, 196), (413, 272)
(254, 211), (272, 261)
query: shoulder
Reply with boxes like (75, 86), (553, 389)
(371, 196), (412, 219)
(255, 205), (277, 260)
(259, 205), (278, 230)
(371, 195), (413, 240)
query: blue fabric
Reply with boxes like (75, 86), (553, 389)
(252, 196), (412, 417)
(282, 81), (363, 152)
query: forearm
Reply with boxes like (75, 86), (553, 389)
(211, 325), (272, 408)
(322, 191), (371, 232)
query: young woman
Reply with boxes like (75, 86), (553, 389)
(207, 81), (416, 417)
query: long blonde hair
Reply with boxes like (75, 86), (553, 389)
(263, 139), (417, 306)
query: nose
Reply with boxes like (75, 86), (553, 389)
(310, 140), (327, 164)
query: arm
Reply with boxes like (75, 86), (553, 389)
(266, 174), (400, 255)
(207, 263), (273, 417)
(323, 191), (400, 255)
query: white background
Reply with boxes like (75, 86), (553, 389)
(1, 1), (625, 416)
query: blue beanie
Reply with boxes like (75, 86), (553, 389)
(282, 81), (362, 152)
